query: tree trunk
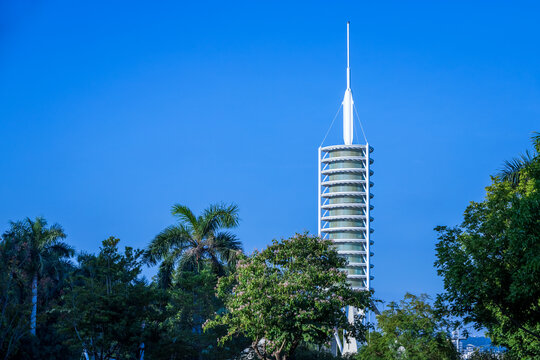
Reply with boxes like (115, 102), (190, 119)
(252, 340), (266, 360)
(30, 273), (37, 336)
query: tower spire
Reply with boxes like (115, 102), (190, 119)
(342, 21), (354, 145)
(347, 21), (350, 89)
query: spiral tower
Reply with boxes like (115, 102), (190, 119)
(318, 144), (374, 290)
(318, 22), (374, 292)
(319, 22), (374, 355)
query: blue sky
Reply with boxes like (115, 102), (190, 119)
(1, 1), (539, 305)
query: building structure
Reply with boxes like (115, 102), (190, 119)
(318, 22), (374, 355)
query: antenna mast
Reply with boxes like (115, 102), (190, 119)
(342, 21), (354, 145)
(347, 21), (350, 89)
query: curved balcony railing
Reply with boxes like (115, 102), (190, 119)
(321, 168), (365, 175)
(321, 179), (373, 187)
(321, 203), (374, 210)
(330, 238), (373, 244)
(321, 191), (366, 198)
(337, 250), (366, 255)
(336, 250), (374, 257)
(321, 156), (366, 163)
(347, 261), (367, 267)
(321, 144), (373, 152)
(321, 215), (367, 221)
(347, 276), (374, 283)
(321, 226), (366, 233)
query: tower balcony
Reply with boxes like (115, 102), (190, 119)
(321, 179), (374, 187)
(321, 203), (374, 210)
(321, 191), (367, 198)
(329, 238), (374, 245)
(321, 168), (374, 176)
(321, 226), (367, 233)
(321, 215), (370, 221)
(321, 144), (373, 153)
(321, 156), (369, 163)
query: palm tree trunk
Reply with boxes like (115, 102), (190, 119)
(30, 273), (37, 336)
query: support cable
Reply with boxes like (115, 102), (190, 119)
(320, 104), (343, 147)
(354, 112), (360, 144)
(353, 104), (368, 144)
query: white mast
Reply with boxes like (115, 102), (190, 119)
(342, 21), (354, 145)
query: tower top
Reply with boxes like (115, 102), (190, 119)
(342, 21), (354, 145)
(347, 21), (350, 89)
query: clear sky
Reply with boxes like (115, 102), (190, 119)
(1, 1), (539, 305)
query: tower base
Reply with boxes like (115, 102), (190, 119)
(331, 306), (362, 355)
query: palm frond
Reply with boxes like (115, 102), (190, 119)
(150, 202), (242, 276)
(199, 203), (239, 236)
(177, 249), (199, 273)
(209, 203), (240, 228)
(29, 217), (45, 239)
(45, 241), (75, 258)
(143, 225), (192, 265)
(42, 257), (74, 282)
(212, 231), (243, 265)
(46, 223), (67, 241)
(498, 150), (535, 186)
(206, 251), (225, 276)
(171, 204), (198, 229)
(157, 257), (176, 289)
(2, 220), (27, 244)
(532, 131), (540, 153)
(213, 231), (242, 251)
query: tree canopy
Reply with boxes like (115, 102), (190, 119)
(57, 237), (151, 360)
(357, 293), (459, 360)
(205, 233), (373, 360)
(1, 217), (73, 337)
(434, 134), (540, 358)
(144, 203), (242, 288)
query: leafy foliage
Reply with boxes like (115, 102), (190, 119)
(357, 293), (459, 360)
(2, 217), (72, 276)
(467, 349), (513, 360)
(293, 345), (344, 360)
(144, 203), (242, 288)
(0, 217), (74, 359)
(206, 233), (373, 360)
(57, 237), (151, 360)
(498, 132), (540, 187)
(435, 134), (540, 358)
(0, 208), (246, 360)
(146, 266), (249, 359)
(0, 235), (31, 359)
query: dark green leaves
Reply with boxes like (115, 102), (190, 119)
(357, 294), (459, 360)
(435, 134), (540, 358)
(144, 203), (241, 287)
(206, 233), (373, 360)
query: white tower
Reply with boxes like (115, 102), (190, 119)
(318, 22), (374, 355)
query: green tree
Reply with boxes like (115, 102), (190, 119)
(144, 203), (241, 288)
(57, 237), (152, 360)
(357, 293), (459, 360)
(205, 233), (373, 360)
(498, 132), (539, 186)
(146, 266), (249, 360)
(1, 217), (73, 337)
(434, 134), (540, 358)
(0, 234), (31, 359)
(468, 349), (511, 360)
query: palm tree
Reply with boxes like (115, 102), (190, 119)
(498, 132), (540, 187)
(144, 203), (242, 288)
(1, 217), (73, 336)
